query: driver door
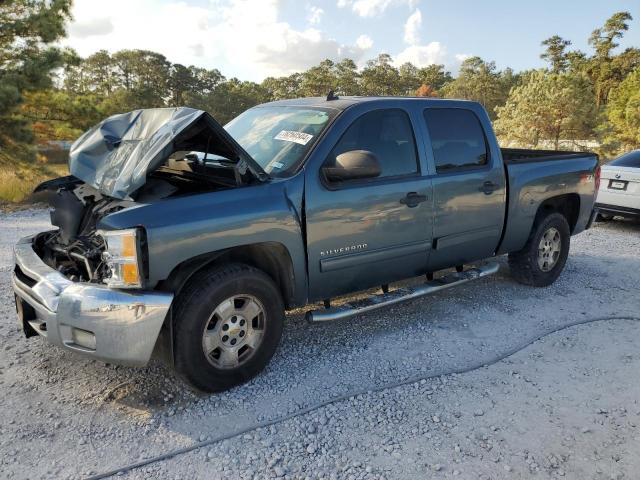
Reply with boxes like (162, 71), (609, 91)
(304, 107), (433, 301)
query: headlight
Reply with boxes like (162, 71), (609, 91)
(97, 228), (143, 288)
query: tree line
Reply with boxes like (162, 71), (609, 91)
(2, 1), (639, 163)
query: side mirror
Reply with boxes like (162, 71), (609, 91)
(323, 150), (381, 182)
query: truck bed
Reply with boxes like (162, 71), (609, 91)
(497, 148), (599, 256)
(501, 148), (594, 164)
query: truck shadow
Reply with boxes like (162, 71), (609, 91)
(593, 216), (640, 233)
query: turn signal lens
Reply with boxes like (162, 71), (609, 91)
(122, 263), (140, 285)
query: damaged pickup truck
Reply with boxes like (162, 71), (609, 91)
(13, 97), (599, 392)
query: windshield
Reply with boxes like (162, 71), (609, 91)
(223, 106), (336, 177)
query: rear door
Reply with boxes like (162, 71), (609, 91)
(422, 107), (506, 271)
(597, 151), (640, 211)
(304, 106), (433, 301)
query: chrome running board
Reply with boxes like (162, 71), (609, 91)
(305, 263), (500, 322)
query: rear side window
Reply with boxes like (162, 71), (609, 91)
(610, 150), (640, 168)
(423, 108), (489, 173)
(328, 109), (419, 179)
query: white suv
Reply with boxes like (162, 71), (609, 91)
(595, 150), (640, 220)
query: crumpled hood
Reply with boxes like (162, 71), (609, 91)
(68, 107), (266, 200)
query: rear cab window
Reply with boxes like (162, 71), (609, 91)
(423, 108), (489, 173)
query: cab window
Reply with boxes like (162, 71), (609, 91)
(327, 109), (419, 179)
(423, 108), (489, 173)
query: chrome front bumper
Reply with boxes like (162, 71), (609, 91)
(11, 235), (173, 367)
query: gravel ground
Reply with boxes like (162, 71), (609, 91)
(0, 209), (639, 480)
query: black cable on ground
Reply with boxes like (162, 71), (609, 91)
(85, 315), (639, 480)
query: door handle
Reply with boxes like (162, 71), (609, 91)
(480, 181), (499, 195)
(400, 192), (427, 208)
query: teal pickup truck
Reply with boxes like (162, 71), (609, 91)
(13, 96), (599, 392)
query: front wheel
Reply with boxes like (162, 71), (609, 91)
(508, 212), (570, 287)
(173, 263), (284, 392)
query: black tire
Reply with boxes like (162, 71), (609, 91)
(508, 212), (570, 287)
(173, 263), (284, 392)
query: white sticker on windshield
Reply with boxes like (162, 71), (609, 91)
(274, 130), (313, 145)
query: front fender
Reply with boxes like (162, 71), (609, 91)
(99, 175), (308, 305)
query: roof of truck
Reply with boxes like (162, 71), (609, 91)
(263, 95), (477, 111)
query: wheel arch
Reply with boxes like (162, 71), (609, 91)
(158, 242), (297, 309)
(498, 192), (581, 255)
(534, 193), (581, 233)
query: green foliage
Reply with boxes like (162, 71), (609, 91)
(262, 73), (303, 100)
(360, 54), (400, 95)
(21, 89), (103, 140)
(334, 59), (360, 95)
(0, 0), (72, 147)
(440, 57), (517, 119)
(300, 59), (336, 96)
(186, 78), (270, 124)
(582, 12), (638, 108)
(541, 35), (572, 73)
(416, 64), (452, 91)
(602, 68), (640, 153)
(495, 70), (596, 149)
(261, 56), (451, 98)
(589, 11), (632, 59)
(495, 9), (638, 151)
(585, 46), (640, 109)
(32, 48), (459, 134)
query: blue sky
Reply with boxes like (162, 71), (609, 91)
(64, 0), (639, 81)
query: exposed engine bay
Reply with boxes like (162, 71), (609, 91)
(34, 151), (240, 283)
(33, 177), (129, 283)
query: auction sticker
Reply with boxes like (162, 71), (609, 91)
(274, 130), (313, 145)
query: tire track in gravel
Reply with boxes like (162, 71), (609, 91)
(86, 315), (640, 479)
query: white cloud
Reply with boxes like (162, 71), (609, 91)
(455, 53), (472, 62)
(356, 34), (374, 50)
(307, 6), (324, 25)
(64, 0), (213, 65)
(63, 0), (371, 80)
(215, 0), (369, 77)
(68, 17), (114, 38)
(338, 0), (419, 17)
(395, 41), (446, 67)
(403, 9), (421, 45)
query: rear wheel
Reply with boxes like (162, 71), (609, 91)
(508, 212), (570, 287)
(173, 263), (284, 392)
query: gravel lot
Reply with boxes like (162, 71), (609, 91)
(1, 209), (639, 480)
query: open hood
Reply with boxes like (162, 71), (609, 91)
(68, 107), (267, 200)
